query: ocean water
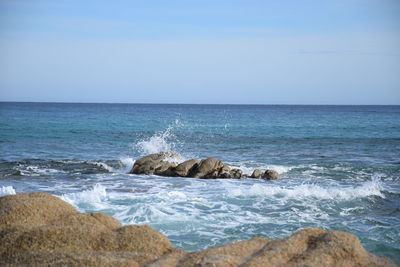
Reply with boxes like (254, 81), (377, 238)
(0, 102), (399, 263)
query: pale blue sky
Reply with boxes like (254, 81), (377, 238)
(0, 0), (399, 104)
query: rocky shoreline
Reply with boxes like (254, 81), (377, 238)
(130, 152), (279, 180)
(0, 192), (396, 266)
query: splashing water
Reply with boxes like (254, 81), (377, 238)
(0, 186), (16, 196)
(135, 120), (183, 156)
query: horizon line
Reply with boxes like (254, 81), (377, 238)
(0, 101), (398, 106)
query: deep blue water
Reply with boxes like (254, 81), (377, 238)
(1, 102), (399, 263)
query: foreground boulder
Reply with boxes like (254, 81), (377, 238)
(0, 193), (396, 266)
(130, 152), (277, 180)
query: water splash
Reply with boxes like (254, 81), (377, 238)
(0, 186), (16, 196)
(135, 120), (183, 156)
(60, 184), (107, 209)
(229, 174), (384, 201)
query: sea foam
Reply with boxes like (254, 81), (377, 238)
(0, 186), (16, 196)
(229, 175), (384, 201)
(60, 184), (108, 209)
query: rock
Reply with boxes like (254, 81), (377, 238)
(154, 161), (177, 175)
(251, 169), (262, 178)
(175, 237), (268, 267)
(262, 169), (279, 180)
(129, 152), (279, 180)
(190, 157), (224, 178)
(218, 165), (231, 178)
(0, 192), (77, 229)
(172, 159), (200, 177)
(229, 168), (243, 179)
(238, 228), (396, 267)
(0, 193), (396, 267)
(130, 152), (181, 175)
(0, 193), (173, 266)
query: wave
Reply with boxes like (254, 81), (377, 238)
(60, 184), (107, 209)
(228, 174), (384, 201)
(0, 158), (136, 177)
(134, 120), (185, 163)
(0, 186), (16, 196)
(228, 162), (295, 175)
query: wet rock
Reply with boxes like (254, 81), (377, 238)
(251, 169), (262, 178)
(229, 168), (243, 179)
(218, 165), (232, 178)
(0, 193), (396, 267)
(130, 152), (180, 175)
(190, 157), (224, 178)
(129, 152), (280, 180)
(262, 169), (279, 180)
(154, 161), (177, 175)
(172, 159), (200, 177)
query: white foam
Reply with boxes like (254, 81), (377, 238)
(60, 184), (108, 209)
(228, 162), (294, 175)
(229, 175), (384, 201)
(16, 165), (66, 176)
(91, 162), (115, 172)
(134, 120), (183, 158)
(0, 186), (16, 196)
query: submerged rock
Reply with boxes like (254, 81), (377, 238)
(0, 193), (395, 266)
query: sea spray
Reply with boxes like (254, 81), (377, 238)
(0, 186), (16, 196)
(60, 184), (108, 210)
(135, 120), (184, 156)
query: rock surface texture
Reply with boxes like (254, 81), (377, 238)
(130, 152), (277, 180)
(0, 193), (396, 266)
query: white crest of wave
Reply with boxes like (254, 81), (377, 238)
(0, 186), (16, 196)
(119, 157), (136, 172)
(230, 175), (384, 201)
(60, 184), (107, 209)
(135, 120), (182, 156)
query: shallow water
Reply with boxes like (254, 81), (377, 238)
(1, 103), (399, 263)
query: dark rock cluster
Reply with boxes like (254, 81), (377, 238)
(130, 152), (279, 180)
(0, 193), (396, 266)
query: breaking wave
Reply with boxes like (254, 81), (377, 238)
(135, 120), (183, 156)
(228, 174), (384, 200)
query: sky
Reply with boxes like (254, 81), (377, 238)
(0, 0), (399, 104)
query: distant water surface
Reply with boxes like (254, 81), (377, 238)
(0, 102), (399, 263)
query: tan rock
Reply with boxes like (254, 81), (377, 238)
(0, 192), (77, 229)
(0, 193), (173, 266)
(191, 157), (224, 178)
(130, 152), (180, 175)
(177, 237), (268, 267)
(1, 193), (395, 267)
(251, 169), (262, 178)
(173, 159), (200, 177)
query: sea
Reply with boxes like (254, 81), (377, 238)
(0, 102), (399, 263)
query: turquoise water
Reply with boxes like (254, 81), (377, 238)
(1, 102), (399, 263)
